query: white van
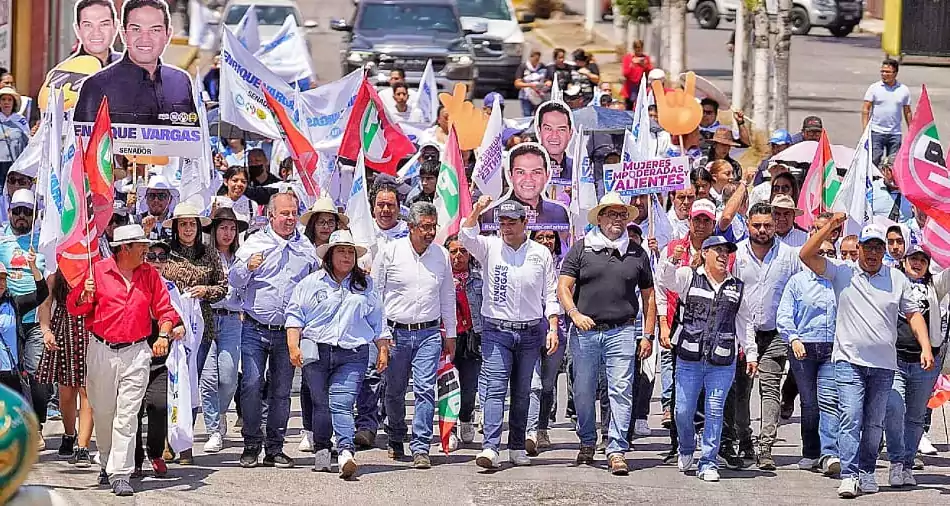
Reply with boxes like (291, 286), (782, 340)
(689, 0), (863, 37)
(456, 0), (536, 95)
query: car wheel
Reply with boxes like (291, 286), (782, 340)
(790, 6), (811, 36)
(694, 1), (720, 30)
(828, 23), (855, 37)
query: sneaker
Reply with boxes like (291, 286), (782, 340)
(412, 453), (431, 469)
(608, 453), (629, 475)
(459, 422), (475, 444)
(576, 445), (596, 465)
(901, 468), (916, 486)
(678, 453), (695, 473)
(92, 451), (101, 466)
(821, 456), (841, 477)
(204, 433), (224, 454)
(112, 479), (134, 496)
(447, 433), (460, 452)
(633, 419), (651, 436)
(476, 448), (499, 469)
(150, 458), (167, 477)
(837, 477), (859, 498)
(338, 450), (357, 479)
(698, 468), (720, 482)
(719, 448), (744, 470)
(918, 433), (938, 455)
(525, 432), (539, 456)
(509, 449), (531, 466)
(262, 452), (295, 468)
(298, 430), (314, 452)
(57, 435), (76, 457)
(537, 429), (551, 449)
(239, 446), (260, 468)
(797, 457), (820, 470)
(661, 450), (678, 465)
(858, 472), (879, 494)
(913, 454), (924, 470)
(177, 449), (194, 465)
(661, 409), (672, 429)
(37, 432), (46, 451)
(888, 462), (905, 487)
(72, 447), (92, 468)
(353, 430), (376, 449)
(97, 469), (109, 486)
(757, 448), (776, 471)
(312, 449), (331, 472)
(387, 443), (406, 461)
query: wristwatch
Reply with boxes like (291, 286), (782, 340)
(158, 332), (169, 339)
(642, 333), (655, 341)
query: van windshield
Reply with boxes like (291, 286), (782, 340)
(357, 4), (461, 33)
(455, 0), (511, 21)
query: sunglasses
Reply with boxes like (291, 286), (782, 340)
(7, 176), (31, 186)
(146, 252), (168, 262)
(10, 207), (33, 216)
(146, 192), (170, 201)
(819, 249), (836, 257)
(600, 210), (629, 220)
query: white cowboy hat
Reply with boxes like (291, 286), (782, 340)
(109, 224), (152, 247)
(300, 196), (349, 229)
(162, 202), (212, 229)
(315, 229), (368, 259)
(587, 192), (640, 226)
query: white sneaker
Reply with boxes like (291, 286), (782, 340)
(447, 433), (460, 453)
(677, 453), (695, 473)
(509, 449), (531, 466)
(698, 468), (720, 482)
(821, 456), (841, 476)
(459, 422), (475, 444)
(298, 430), (314, 453)
(633, 419), (651, 436)
(797, 457), (820, 470)
(858, 472), (879, 493)
(918, 433), (938, 455)
(838, 477), (859, 498)
(901, 468), (916, 486)
(889, 462), (905, 487)
(203, 433), (223, 454)
(338, 450), (357, 479)
(475, 448), (499, 469)
(525, 431), (538, 456)
(312, 449), (331, 472)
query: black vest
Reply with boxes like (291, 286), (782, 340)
(672, 269), (745, 366)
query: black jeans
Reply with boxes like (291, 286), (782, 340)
(135, 365), (168, 467)
(721, 353), (754, 454)
(453, 330), (482, 423)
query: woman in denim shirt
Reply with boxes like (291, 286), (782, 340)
(444, 234), (484, 451)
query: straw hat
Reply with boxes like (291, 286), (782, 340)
(587, 192), (640, 226)
(0, 88), (22, 113)
(711, 127), (739, 147)
(300, 196), (349, 229)
(110, 224), (151, 247)
(770, 194), (804, 216)
(316, 229), (368, 259)
(162, 202), (211, 229)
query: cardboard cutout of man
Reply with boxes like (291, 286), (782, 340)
(479, 142), (571, 232)
(536, 100), (575, 186)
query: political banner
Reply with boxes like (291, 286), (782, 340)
(436, 353), (461, 454)
(298, 69), (362, 150)
(256, 15), (313, 84)
(471, 99), (504, 200)
(535, 100), (575, 188)
(893, 85), (950, 230)
(603, 156), (689, 196)
(167, 289), (203, 453)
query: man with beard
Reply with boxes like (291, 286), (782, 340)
(136, 175), (177, 241)
(480, 144), (570, 232)
(536, 101), (573, 186)
(0, 169), (35, 230)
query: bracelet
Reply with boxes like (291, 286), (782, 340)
(567, 308), (579, 316)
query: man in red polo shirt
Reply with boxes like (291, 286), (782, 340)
(67, 224), (180, 497)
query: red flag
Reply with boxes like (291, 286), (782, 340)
(797, 130), (835, 229)
(58, 136), (101, 287)
(261, 87), (320, 198)
(338, 79), (415, 175)
(436, 353), (460, 454)
(434, 126), (472, 242)
(83, 97), (114, 237)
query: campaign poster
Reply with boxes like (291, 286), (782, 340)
(479, 142), (572, 232)
(603, 156), (690, 197)
(71, 0), (203, 157)
(534, 100), (575, 189)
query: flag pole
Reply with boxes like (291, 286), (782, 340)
(29, 176), (38, 248)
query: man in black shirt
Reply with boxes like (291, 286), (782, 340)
(557, 192), (656, 475)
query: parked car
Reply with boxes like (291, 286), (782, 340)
(332, 0), (481, 97)
(689, 0), (863, 37)
(456, 0), (535, 95)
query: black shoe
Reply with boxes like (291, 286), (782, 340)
(262, 452), (295, 468)
(739, 446), (756, 462)
(388, 443), (406, 461)
(780, 403), (794, 421)
(719, 447), (744, 470)
(130, 467), (144, 479)
(576, 445), (596, 465)
(97, 469), (109, 487)
(239, 447), (260, 468)
(353, 430), (376, 449)
(757, 448), (776, 471)
(69, 447), (92, 467)
(57, 435), (76, 457)
(112, 479), (134, 496)
(661, 450), (678, 465)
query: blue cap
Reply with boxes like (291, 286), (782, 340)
(484, 92), (504, 109)
(769, 129), (792, 145)
(496, 200), (526, 220)
(701, 235), (738, 253)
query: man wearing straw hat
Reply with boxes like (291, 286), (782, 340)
(557, 192), (657, 475)
(66, 223), (181, 496)
(770, 194), (808, 247)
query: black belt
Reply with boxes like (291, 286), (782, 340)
(591, 322), (630, 332)
(212, 308), (242, 317)
(756, 329), (778, 338)
(93, 334), (147, 351)
(247, 315), (285, 331)
(387, 319), (440, 331)
(485, 318), (542, 331)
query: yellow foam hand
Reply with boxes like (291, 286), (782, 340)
(438, 84), (488, 151)
(652, 71), (703, 137)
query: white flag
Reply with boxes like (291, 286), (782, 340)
(166, 288), (204, 453)
(551, 74), (563, 104)
(831, 122), (875, 237)
(631, 74), (652, 159)
(234, 4), (261, 53)
(569, 130), (597, 238)
(187, 0), (215, 49)
(471, 100), (504, 200)
(397, 150), (423, 182)
(346, 153), (376, 253)
(647, 193), (673, 259)
(179, 67), (220, 214)
(409, 59), (438, 125)
(38, 92), (66, 275)
(256, 15), (313, 84)
(220, 28), (294, 138)
(298, 69), (363, 150)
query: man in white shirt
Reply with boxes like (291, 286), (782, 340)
(460, 197), (560, 470)
(771, 194), (808, 247)
(373, 201), (456, 469)
(861, 59), (912, 166)
(377, 68), (417, 114)
(667, 187), (695, 241)
(387, 82), (413, 123)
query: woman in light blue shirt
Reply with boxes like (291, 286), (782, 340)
(286, 230), (388, 479)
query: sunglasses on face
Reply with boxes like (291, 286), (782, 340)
(146, 252), (168, 262)
(146, 192), (170, 201)
(10, 207), (32, 216)
(7, 176), (31, 187)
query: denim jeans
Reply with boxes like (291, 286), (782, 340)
(659, 348), (674, 410)
(527, 321), (566, 433)
(303, 344), (368, 453)
(240, 321), (294, 454)
(480, 320), (544, 452)
(384, 328), (442, 456)
(355, 341), (383, 434)
(520, 99), (536, 118)
(570, 325), (637, 456)
(835, 361), (894, 479)
(871, 132), (902, 167)
(200, 313), (242, 435)
(884, 358), (940, 468)
(675, 358), (735, 473)
(755, 331), (788, 449)
(788, 342), (839, 460)
(19, 324), (51, 424)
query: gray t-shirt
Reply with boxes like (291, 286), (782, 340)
(863, 80), (911, 135)
(821, 258), (921, 370)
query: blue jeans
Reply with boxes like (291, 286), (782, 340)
(570, 325), (637, 456)
(675, 359), (735, 473)
(480, 320), (544, 452)
(200, 313), (242, 435)
(527, 321), (566, 433)
(355, 341), (383, 434)
(302, 344), (368, 453)
(884, 358), (940, 468)
(520, 99), (536, 117)
(788, 342), (839, 460)
(835, 361), (894, 479)
(240, 321), (294, 454)
(384, 328), (442, 456)
(871, 132), (902, 167)
(660, 348), (674, 410)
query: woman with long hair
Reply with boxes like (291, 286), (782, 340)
(215, 166), (256, 223)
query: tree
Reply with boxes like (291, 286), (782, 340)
(615, 0), (652, 51)
(669, 0), (687, 76)
(772, 0), (792, 131)
(751, 0), (771, 134)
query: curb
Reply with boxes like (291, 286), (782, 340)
(532, 25), (617, 54)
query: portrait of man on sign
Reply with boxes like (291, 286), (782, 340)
(479, 142), (571, 232)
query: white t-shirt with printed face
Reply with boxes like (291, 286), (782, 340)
(864, 80), (911, 135)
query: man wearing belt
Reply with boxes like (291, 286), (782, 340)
(230, 193), (318, 469)
(373, 202), (456, 469)
(731, 202), (801, 470)
(66, 224), (181, 497)
(460, 197), (560, 469)
(558, 192), (657, 475)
